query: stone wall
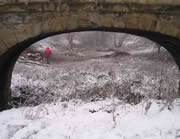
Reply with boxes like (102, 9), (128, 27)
(0, 0), (180, 55)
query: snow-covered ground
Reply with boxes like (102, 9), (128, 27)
(0, 99), (180, 139)
(10, 46), (180, 107)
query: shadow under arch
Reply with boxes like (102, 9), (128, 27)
(0, 27), (180, 111)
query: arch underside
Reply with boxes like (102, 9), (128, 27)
(0, 27), (180, 111)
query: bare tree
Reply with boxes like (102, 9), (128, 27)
(157, 44), (161, 53)
(67, 33), (75, 51)
(113, 33), (128, 50)
(113, 33), (118, 49)
(95, 31), (98, 47)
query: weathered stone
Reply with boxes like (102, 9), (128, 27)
(0, 1), (179, 56)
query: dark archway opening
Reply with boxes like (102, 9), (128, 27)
(0, 28), (180, 111)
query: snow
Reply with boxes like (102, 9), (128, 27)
(0, 99), (180, 139)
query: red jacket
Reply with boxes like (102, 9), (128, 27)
(44, 48), (52, 55)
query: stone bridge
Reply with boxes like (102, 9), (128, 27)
(0, 0), (180, 111)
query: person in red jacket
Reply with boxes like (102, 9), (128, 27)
(44, 47), (52, 64)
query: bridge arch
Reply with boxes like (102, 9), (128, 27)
(0, 28), (180, 111)
(0, 0), (180, 111)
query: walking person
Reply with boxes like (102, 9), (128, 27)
(44, 47), (52, 64)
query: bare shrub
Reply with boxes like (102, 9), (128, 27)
(10, 84), (54, 107)
(108, 69), (117, 128)
(24, 104), (49, 120)
(150, 53), (180, 111)
(144, 101), (152, 115)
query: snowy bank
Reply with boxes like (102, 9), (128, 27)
(0, 99), (180, 139)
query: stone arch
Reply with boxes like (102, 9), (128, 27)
(0, 28), (180, 111)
